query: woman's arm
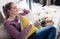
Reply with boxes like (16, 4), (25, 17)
(3, 22), (20, 39)
(18, 24), (32, 39)
(17, 9), (30, 16)
(3, 21), (32, 39)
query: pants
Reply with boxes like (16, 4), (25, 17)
(28, 26), (56, 39)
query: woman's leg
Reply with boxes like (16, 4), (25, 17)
(28, 26), (56, 39)
(47, 28), (56, 39)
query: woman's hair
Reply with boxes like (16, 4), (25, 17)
(3, 2), (13, 19)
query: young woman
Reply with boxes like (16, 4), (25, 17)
(3, 2), (56, 39)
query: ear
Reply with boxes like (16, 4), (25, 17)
(8, 10), (10, 13)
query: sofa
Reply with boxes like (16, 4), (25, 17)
(0, 24), (13, 39)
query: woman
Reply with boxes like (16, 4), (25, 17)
(3, 2), (56, 39)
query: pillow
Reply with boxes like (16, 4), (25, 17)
(20, 16), (38, 39)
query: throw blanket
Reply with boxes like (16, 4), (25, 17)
(20, 16), (38, 39)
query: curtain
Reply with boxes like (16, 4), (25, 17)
(55, 0), (60, 6)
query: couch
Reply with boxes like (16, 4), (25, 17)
(0, 24), (13, 39)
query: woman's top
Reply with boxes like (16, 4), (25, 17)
(3, 9), (32, 39)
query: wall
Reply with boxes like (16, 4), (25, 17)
(39, 0), (51, 6)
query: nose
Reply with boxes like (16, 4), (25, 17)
(16, 8), (20, 12)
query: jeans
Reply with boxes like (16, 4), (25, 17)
(28, 26), (56, 39)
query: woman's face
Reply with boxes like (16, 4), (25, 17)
(9, 3), (19, 15)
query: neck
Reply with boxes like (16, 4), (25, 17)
(8, 14), (16, 21)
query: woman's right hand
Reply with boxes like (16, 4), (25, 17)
(18, 24), (32, 39)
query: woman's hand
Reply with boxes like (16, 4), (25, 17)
(17, 8), (30, 16)
(18, 24), (32, 39)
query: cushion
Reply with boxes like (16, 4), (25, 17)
(20, 16), (38, 39)
(0, 24), (13, 39)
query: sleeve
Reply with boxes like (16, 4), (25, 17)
(18, 24), (32, 39)
(19, 9), (30, 16)
(3, 21), (32, 39)
(4, 22), (20, 39)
